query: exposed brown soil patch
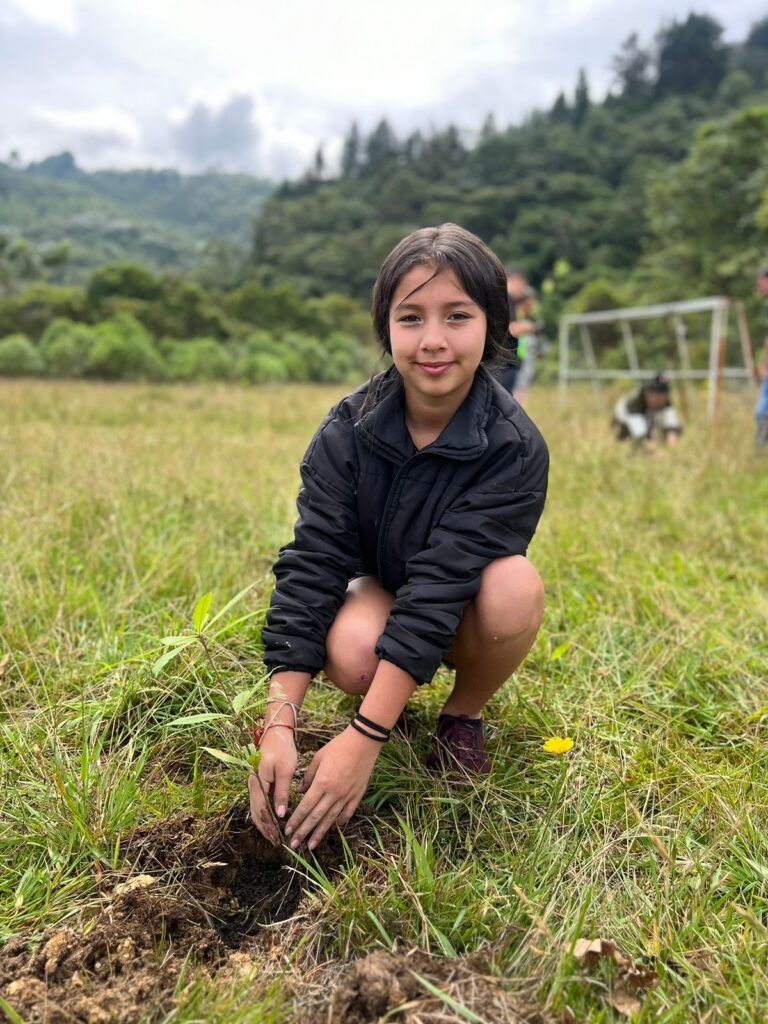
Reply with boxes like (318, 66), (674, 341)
(0, 809), (562, 1024)
(0, 805), (355, 1024)
(302, 949), (563, 1024)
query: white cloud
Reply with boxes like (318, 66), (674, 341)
(21, 103), (144, 165)
(7, 0), (78, 33)
(32, 103), (140, 142)
(0, 0), (766, 176)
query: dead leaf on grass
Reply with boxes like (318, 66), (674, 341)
(606, 990), (642, 1016)
(570, 937), (658, 1019)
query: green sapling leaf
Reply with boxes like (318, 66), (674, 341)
(232, 685), (259, 715)
(152, 642), (193, 675)
(192, 591), (213, 633)
(202, 746), (253, 771)
(246, 748), (262, 771)
(167, 712), (229, 726)
(550, 641), (571, 661)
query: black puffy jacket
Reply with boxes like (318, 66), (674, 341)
(262, 366), (549, 685)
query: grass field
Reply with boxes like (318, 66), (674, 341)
(1, 378), (767, 1023)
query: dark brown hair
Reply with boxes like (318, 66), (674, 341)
(371, 223), (509, 365)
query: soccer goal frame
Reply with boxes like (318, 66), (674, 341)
(558, 296), (756, 420)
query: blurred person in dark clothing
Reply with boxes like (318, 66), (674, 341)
(612, 374), (682, 449)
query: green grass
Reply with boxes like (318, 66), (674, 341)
(1, 378), (767, 1022)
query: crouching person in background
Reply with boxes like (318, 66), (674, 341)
(612, 373), (682, 450)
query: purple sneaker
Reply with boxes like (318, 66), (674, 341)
(426, 714), (491, 776)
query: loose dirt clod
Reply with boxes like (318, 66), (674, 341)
(0, 805), (354, 1024)
(303, 950), (564, 1024)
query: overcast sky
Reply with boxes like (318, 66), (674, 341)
(1, 0), (765, 179)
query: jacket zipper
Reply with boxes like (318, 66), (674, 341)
(376, 452), (425, 586)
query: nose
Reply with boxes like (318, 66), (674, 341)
(419, 316), (448, 352)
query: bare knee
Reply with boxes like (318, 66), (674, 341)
(322, 576), (394, 695)
(325, 631), (379, 694)
(326, 661), (378, 696)
(474, 556), (544, 642)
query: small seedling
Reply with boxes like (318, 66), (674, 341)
(158, 588), (287, 842)
(202, 742), (285, 843)
(152, 586), (260, 676)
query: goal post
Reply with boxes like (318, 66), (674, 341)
(558, 297), (756, 420)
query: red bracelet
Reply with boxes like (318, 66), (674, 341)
(253, 723), (296, 746)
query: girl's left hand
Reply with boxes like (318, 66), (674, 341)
(285, 726), (381, 850)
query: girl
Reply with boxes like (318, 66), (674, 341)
(249, 224), (549, 850)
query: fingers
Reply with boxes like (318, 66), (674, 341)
(336, 798), (358, 828)
(248, 771), (280, 847)
(273, 761), (293, 820)
(303, 798), (346, 851)
(286, 793), (339, 850)
(285, 781), (322, 839)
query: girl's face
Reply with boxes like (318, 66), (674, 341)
(388, 265), (487, 404)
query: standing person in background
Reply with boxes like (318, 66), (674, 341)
(493, 267), (529, 393)
(754, 267), (768, 449)
(612, 373), (682, 450)
(511, 286), (545, 405)
(496, 269), (545, 403)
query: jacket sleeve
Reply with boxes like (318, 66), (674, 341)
(262, 408), (360, 677)
(375, 434), (548, 685)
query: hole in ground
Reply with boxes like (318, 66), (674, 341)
(0, 805), (368, 1024)
(123, 804), (355, 945)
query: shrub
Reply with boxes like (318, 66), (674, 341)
(241, 352), (288, 384)
(279, 333), (327, 381)
(0, 334), (43, 376)
(242, 330), (282, 358)
(39, 317), (95, 377)
(86, 262), (162, 307)
(318, 350), (357, 382)
(165, 337), (235, 381)
(85, 313), (165, 380)
(0, 284), (88, 341)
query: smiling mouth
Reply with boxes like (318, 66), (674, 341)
(417, 362), (455, 369)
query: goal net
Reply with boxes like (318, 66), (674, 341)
(558, 297), (756, 420)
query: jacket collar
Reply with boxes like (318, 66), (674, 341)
(354, 365), (492, 464)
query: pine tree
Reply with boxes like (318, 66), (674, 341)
(573, 69), (590, 124)
(312, 146), (325, 180)
(480, 113), (497, 142)
(363, 119), (399, 175)
(550, 92), (569, 121)
(340, 122), (360, 177)
(612, 33), (651, 99)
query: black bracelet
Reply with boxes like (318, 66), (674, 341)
(350, 719), (388, 743)
(354, 711), (391, 739)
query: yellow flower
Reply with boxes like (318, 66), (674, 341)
(542, 736), (574, 755)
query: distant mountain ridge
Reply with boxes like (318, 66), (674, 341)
(0, 151), (272, 280)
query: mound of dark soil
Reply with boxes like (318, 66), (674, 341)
(308, 949), (562, 1024)
(0, 805), (354, 1024)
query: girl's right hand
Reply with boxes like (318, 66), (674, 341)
(248, 728), (298, 846)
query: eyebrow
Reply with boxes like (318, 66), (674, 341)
(395, 298), (476, 311)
